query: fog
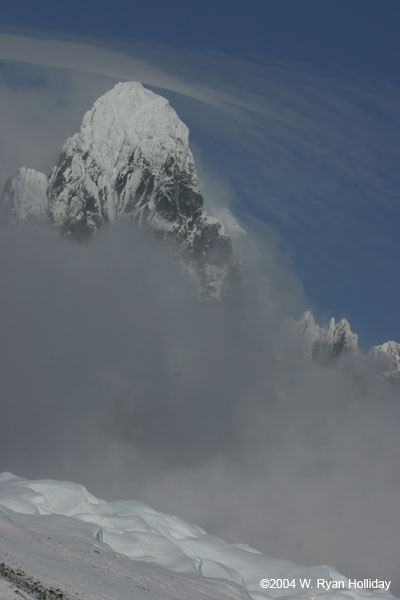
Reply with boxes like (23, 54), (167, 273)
(1, 35), (400, 593)
(0, 220), (399, 591)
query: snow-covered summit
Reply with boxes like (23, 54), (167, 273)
(0, 473), (395, 600)
(1, 82), (236, 298)
(47, 81), (197, 232)
(67, 81), (191, 173)
(297, 310), (360, 360)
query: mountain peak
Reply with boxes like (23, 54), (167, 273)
(46, 82), (236, 297)
(47, 81), (197, 234)
(1, 82), (237, 299)
(297, 310), (359, 360)
(74, 81), (190, 174)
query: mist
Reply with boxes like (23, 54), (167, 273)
(1, 33), (400, 594)
(0, 219), (399, 591)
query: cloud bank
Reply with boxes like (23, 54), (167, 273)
(0, 221), (399, 592)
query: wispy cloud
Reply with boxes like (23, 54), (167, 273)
(0, 32), (242, 110)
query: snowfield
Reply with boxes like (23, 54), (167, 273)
(0, 473), (396, 600)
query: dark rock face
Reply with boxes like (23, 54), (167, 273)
(0, 560), (69, 599)
(46, 149), (236, 298)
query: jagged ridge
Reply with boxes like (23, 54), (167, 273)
(296, 310), (359, 360)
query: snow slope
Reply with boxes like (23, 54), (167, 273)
(0, 473), (395, 600)
(0, 501), (246, 600)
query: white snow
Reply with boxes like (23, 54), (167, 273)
(368, 341), (400, 377)
(47, 82), (199, 229)
(0, 473), (395, 600)
(76, 81), (192, 174)
(296, 310), (359, 360)
(1, 81), (236, 298)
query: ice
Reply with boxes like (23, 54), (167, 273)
(0, 473), (396, 600)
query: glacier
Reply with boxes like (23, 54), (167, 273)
(0, 473), (396, 600)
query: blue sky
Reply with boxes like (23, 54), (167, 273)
(2, 0), (400, 80)
(1, 0), (400, 348)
